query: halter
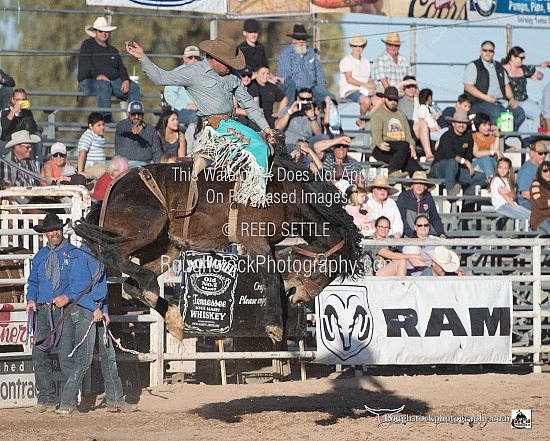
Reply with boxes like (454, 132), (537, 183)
(290, 239), (346, 299)
(27, 302), (64, 351)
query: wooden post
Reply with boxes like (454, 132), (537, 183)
(218, 339), (227, 385)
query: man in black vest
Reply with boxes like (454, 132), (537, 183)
(463, 40), (525, 131)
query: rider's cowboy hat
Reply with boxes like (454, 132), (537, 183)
(426, 246), (460, 273)
(199, 37), (245, 70)
(33, 213), (69, 233)
(365, 175), (398, 195)
(375, 86), (399, 101)
(5, 130), (41, 149)
(85, 17), (117, 37)
(287, 24), (312, 40)
(403, 170), (436, 191)
(445, 109), (470, 124)
(382, 32), (403, 46)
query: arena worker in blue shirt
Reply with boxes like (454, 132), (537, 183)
(53, 245), (137, 415)
(127, 37), (275, 207)
(25, 213), (74, 414)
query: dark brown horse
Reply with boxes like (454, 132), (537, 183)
(74, 151), (362, 341)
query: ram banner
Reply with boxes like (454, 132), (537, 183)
(315, 278), (512, 365)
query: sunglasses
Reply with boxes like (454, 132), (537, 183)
(242, 74), (252, 78)
(52, 153), (66, 158)
(387, 43), (400, 48)
(386, 98), (398, 102)
(334, 145), (349, 149)
(415, 223), (430, 228)
(404, 84), (417, 89)
(482, 48), (494, 53)
(94, 29), (111, 34)
(536, 152), (547, 156)
(351, 45), (366, 48)
(19, 144), (33, 149)
(542, 169), (550, 173)
(518, 56), (526, 60)
(298, 96), (313, 100)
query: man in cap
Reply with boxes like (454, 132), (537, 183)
(25, 213), (74, 413)
(365, 175), (403, 237)
(163, 45), (202, 127)
(127, 37), (274, 206)
(115, 101), (162, 167)
(373, 33), (413, 91)
(315, 133), (364, 186)
(517, 138), (548, 209)
(463, 40), (525, 130)
(424, 246), (460, 276)
(430, 109), (486, 202)
(0, 129), (42, 188)
(370, 86), (423, 178)
(276, 24), (336, 105)
(396, 170), (446, 238)
(78, 16), (141, 122)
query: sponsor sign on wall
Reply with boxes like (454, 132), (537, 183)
(469, 0), (550, 27)
(316, 279), (512, 365)
(86, 0), (226, 14)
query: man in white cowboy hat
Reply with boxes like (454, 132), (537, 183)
(365, 175), (403, 237)
(373, 33), (413, 91)
(78, 16), (141, 123)
(425, 246), (460, 276)
(339, 34), (376, 130)
(370, 86), (423, 178)
(163, 45), (202, 127)
(25, 213), (74, 413)
(396, 170), (446, 238)
(0, 129), (41, 188)
(127, 37), (274, 207)
(430, 109), (486, 201)
(276, 24), (336, 105)
(463, 40), (525, 131)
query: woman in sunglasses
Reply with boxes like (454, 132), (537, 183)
(402, 214), (437, 276)
(529, 161), (550, 233)
(41, 142), (70, 183)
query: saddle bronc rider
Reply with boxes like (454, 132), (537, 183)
(127, 37), (275, 207)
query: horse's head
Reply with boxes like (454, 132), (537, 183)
(281, 238), (362, 304)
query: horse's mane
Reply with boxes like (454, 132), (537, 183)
(272, 151), (363, 278)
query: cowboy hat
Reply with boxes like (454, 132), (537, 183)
(375, 86), (399, 101)
(365, 175), (398, 195)
(5, 130), (41, 149)
(85, 17), (117, 37)
(349, 34), (367, 47)
(426, 246), (460, 273)
(382, 32), (403, 46)
(199, 36), (245, 70)
(445, 109), (470, 124)
(403, 170), (436, 191)
(33, 213), (69, 233)
(287, 24), (312, 40)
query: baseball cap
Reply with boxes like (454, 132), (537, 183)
(127, 101), (144, 115)
(50, 142), (67, 156)
(243, 18), (260, 33)
(183, 45), (201, 58)
(239, 66), (253, 77)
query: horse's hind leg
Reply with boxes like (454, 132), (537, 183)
(104, 248), (184, 340)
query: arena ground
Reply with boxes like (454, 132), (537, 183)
(4, 366), (548, 441)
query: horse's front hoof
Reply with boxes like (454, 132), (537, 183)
(265, 324), (283, 343)
(165, 304), (184, 340)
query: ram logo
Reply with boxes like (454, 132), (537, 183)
(319, 286), (373, 361)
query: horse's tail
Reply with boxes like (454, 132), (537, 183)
(73, 202), (127, 263)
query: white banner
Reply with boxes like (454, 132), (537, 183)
(469, 0), (550, 27)
(86, 0), (227, 14)
(315, 278), (512, 365)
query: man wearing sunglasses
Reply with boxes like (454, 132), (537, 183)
(78, 17), (141, 123)
(373, 33), (413, 92)
(463, 40), (525, 130)
(517, 139), (549, 209)
(163, 45), (202, 128)
(370, 86), (422, 178)
(0, 129), (41, 187)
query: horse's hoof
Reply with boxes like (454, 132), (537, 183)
(165, 304), (184, 340)
(265, 324), (283, 343)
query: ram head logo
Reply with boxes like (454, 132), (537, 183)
(320, 287), (373, 361)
